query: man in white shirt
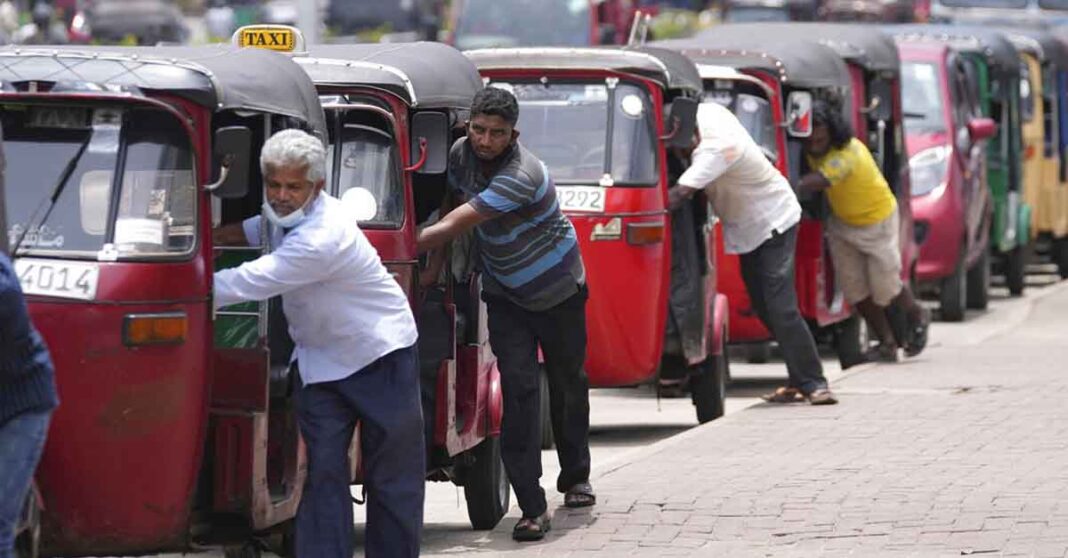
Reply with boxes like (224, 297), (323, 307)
(668, 102), (837, 405)
(213, 129), (423, 557)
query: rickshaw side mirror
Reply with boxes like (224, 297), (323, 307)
(207, 126), (252, 199)
(786, 91), (813, 138)
(664, 97), (698, 149)
(410, 111), (449, 175)
(967, 117), (997, 143)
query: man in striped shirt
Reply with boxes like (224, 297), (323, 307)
(418, 87), (592, 541)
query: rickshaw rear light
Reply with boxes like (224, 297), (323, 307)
(626, 222), (665, 245)
(123, 312), (188, 346)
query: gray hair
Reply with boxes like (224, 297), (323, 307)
(260, 129), (327, 184)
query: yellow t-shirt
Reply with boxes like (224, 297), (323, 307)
(807, 138), (897, 226)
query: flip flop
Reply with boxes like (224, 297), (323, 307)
(512, 513), (550, 542)
(760, 386), (804, 403)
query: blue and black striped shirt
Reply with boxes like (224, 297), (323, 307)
(449, 139), (585, 311)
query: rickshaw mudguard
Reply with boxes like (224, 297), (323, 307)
(31, 294), (210, 555)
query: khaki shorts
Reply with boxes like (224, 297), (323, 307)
(827, 211), (903, 306)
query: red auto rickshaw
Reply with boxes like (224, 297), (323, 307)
(466, 46), (731, 425)
(230, 25), (509, 530)
(0, 45), (326, 556)
(657, 36), (868, 364)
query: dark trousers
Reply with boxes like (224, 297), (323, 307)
(0, 411), (50, 557)
(485, 287), (591, 518)
(295, 345), (425, 558)
(739, 226), (828, 394)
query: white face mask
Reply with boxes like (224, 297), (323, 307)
(263, 190), (316, 229)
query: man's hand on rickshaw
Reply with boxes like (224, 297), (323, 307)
(667, 185), (696, 211)
(798, 172), (832, 192)
(212, 223), (249, 247)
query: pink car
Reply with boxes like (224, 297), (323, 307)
(897, 39), (997, 321)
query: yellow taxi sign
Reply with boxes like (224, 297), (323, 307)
(232, 25), (304, 53)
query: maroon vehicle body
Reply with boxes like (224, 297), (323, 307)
(897, 39), (995, 321)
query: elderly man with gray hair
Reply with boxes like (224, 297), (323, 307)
(212, 129), (423, 558)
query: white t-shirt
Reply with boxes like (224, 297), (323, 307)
(677, 102), (801, 254)
(215, 194), (418, 385)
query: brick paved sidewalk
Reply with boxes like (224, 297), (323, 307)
(421, 282), (1068, 557)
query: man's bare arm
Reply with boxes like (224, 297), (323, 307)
(417, 203), (488, 254)
(798, 172), (832, 192)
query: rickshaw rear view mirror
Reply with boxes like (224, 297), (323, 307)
(206, 126), (251, 199)
(409, 111), (449, 175)
(967, 117), (997, 142)
(663, 97), (698, 149)
(786, 91), (813, 138)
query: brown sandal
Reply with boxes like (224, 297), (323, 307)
(564, 481), (596, 508)
(513, 513), (551, 541)
(760, 387), (804, 403)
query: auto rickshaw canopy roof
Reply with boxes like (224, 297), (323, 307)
(884, 25), (1022, 81)
(996, 25), (1068, 70)
(0, 45), (327, 138)
(695, 23), (900, 75)
(464, 46), (703, 97)
(654, 36), (852, 90)
(300, 42), (483, 110)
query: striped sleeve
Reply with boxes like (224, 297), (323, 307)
(470, 173), (538, 218)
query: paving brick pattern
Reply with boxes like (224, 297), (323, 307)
(421, 283), (1068, 557)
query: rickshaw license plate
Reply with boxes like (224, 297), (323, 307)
(15, 259), (99, 300)
(557, 186), (605, 213)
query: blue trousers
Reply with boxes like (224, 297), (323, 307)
(0, 411), (50, 558)
(295, 345), (425, 558)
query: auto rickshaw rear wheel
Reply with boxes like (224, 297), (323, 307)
(1055, 237), (1068, 280)
(745, 342), (771, 364)
(966, 246), (991, 310)
(940, 253), (967, 322)
(462, 435), (510, 530)
(691, 352), (727, 423)
(1005, 244), (1027, 296)
(223, 542), (262, 558)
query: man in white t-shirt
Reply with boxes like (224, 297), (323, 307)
(668, 102), (837, 405)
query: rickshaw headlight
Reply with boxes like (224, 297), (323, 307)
(123, 312), (188, 346)
(909, 145), (951, 197)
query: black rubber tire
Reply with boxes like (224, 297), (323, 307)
(463, 436), (511, 530)
(966, 247), (990, 311)
(15, 489), (40, 558)
(834, 314), (868, 369)
(537, 367), (554, 450)
(745, 342), (771, 364)
(691, 352), (728, 423)
(1056, 236), (1068, 280)
(939, 255), (967, 322)
(223, 543), (261, 558)
(1006, 244), (1027, 296)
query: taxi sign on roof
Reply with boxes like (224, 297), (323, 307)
(232, 25), (304, 53)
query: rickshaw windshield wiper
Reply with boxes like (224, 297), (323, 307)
(11, 134), (93, 257)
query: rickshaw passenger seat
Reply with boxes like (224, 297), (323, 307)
(267, 296), (295, 399)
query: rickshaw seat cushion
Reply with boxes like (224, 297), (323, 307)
(418, 293), (452, 365)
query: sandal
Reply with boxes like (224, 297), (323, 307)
(904, 308), (931, 357)
(564, 481), (596, 508)
(865, 343), (899, 363)
(512, 513), (550, 542)
(760, 387), (804, 403)
(807, 388), (839, 406)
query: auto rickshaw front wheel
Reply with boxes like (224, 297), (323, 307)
(1005, 245), (1028, 296)
(462, 435), (510, 530)
(691, 352), (728, 423)
(1055, 237), (1068, 280)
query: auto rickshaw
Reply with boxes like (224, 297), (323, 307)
(997, 25), (1068, 279)
(656, 35), (869, 364)
(887, 25), (1032, 296)
(231, 25), (510, 530)
(0, 45), (325, 556)
(893, 37), (997, 321)
(465, 46), (730, 424)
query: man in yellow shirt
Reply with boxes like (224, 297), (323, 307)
(800, 101), (930, 362)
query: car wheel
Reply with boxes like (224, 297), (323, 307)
(966, 247), (990, 310)
(463, 436), (510, 530)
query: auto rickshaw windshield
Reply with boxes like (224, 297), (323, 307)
(454, 0), (591, 51)
(703, 89), (778, 161)
(497, 80), (659, 186)
(324, 109), (403, 228)
(3, 103), (196, 259)
(902, 62), (948, 134)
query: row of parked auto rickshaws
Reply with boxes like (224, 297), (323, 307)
(5, 19), (1068, 558)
